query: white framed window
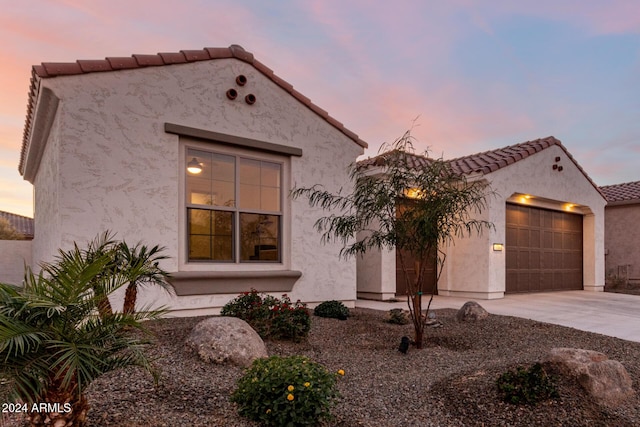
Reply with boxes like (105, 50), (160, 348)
(185, 146), (283, 263)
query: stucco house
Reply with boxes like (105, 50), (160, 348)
(18, 45), (367, 315)
(601, 180), (640, 285)
(357, 137), (607, 300)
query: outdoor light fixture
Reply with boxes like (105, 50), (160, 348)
(404, 187), (423, 199)
(187, 157), (203, 174)
(492, 243), (504, 252)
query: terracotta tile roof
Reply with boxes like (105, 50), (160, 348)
(357, 149), (434, 170)
(0, 210), (34, 239)
(600, 180), (640, 204)
(360, 136), (605, 199)
(20, 44), (367, 175)
(448, 136), (562, 175)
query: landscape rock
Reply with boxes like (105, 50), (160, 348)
(185, 316), (267, 367)
(456, 301), (489, 321)
(546, 347), (634, 406)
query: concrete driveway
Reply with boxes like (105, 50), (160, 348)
(356, 291), (640, 343)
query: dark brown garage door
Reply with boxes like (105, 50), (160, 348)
(506, 203), (583, 293)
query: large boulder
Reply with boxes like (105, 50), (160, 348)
(546, 347), (634, 406)
(456, 301), (489, 322)
(186, 316), (267, 367)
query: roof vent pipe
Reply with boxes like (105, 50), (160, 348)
(245, 94), (256, 105)
(236, 75), (247, 86)
(226, 89), (238, 100)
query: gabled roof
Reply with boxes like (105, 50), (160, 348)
(359, 136), (605, 198)
(600, 180), (640, 205)
(0, 210), (34, 239)
(20, 44), (367, 175)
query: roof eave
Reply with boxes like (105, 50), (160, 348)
(605, 198), (640, 207)
(20, 86), (59, 184)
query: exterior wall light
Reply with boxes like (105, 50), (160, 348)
(404, 188), (423, 199)
(492, 243), (504, 252)
(187, 158), (203, 174)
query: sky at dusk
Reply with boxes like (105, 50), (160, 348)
(0, 0), (639, 218)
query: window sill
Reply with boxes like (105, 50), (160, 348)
(168, 270), (302, 296)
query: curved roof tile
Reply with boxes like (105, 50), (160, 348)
(600, 180), (640, 204)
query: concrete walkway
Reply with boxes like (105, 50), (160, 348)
(356, 290), (640, 343)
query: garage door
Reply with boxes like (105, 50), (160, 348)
(506, 203), (583, 293)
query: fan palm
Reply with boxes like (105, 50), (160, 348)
(0, 239), (165, 427)
(116, 242), (172, 315)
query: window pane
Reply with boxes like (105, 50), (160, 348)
(188, 209), (233, 261)
(240, 158), (261, 185)
(239, 213), (280, 262)
(261, 162), (281, 187)
(212, 153), (235, 182)
(187, 177), (213, 205)
(239, 160), (281, 211)
(261, 187), (280, 212)
(212, 180), (235, 207)
(187, 149), (212, 180)
(239, 184), (261, 210)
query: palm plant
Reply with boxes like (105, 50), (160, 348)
(116, 242), (172, 315)
(0, 239), (165, 427)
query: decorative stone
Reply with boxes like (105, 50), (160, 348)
(185, 316), (268, 367)
(456, 301), (489, 321)
(546, 347), (634, 406)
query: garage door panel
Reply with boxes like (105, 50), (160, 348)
(553, 232), (563, 249)
(506, 203), (583, 293)
(518, 229), (530, 246)
(530, 252), (540, 269)
(530, 230), (540, 247)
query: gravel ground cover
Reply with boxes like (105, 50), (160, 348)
(3, 307), (640, 426)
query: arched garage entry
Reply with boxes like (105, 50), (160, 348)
(506, 203), (583, 293)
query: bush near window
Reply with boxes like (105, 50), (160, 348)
(496, 363), (559, 405)
(221, 289), (311, 342)
(313, 300), (350, 320)
(232, 355), (342, 426)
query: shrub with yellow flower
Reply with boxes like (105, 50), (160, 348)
(232, 355), (340, 426)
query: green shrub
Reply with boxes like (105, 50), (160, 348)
(496, 363), (559, 405)
(386, 308), (410, 325)
(314, 300), (350, 320)
(221, 289), (311, 342)
(232, 355), (342, 426)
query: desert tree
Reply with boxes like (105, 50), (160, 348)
(291, 130), (493, 348)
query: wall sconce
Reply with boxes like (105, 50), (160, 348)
(404, 187), (423, 199)
(187, 157), (203, 174)
(492, 243), (504, 252)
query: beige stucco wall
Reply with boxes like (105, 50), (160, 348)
(605, 203), (640, 280)
(28, 58), (363, 315)
(0, 240), (32, 285)
(358, 144), (606, 300)
(439, 144), (606, 298)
